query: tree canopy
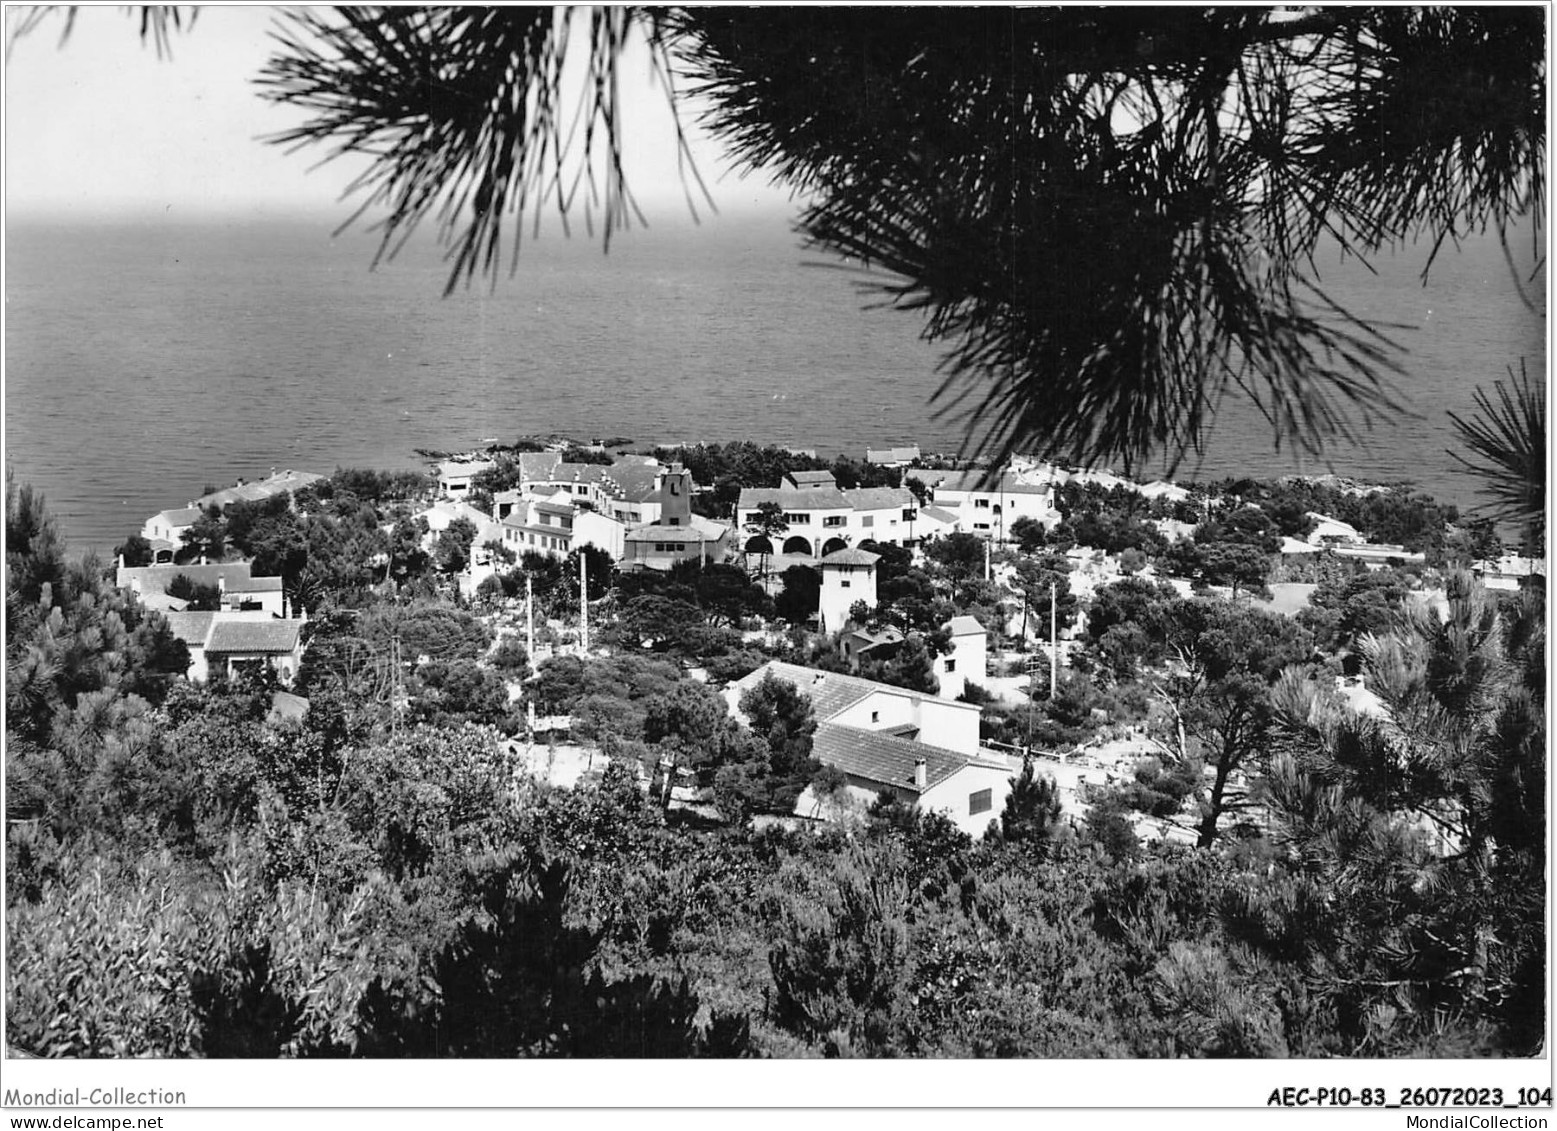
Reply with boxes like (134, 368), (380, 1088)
(237, 6), (1545, 471)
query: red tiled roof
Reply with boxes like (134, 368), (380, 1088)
(842, 487), (916, 511)
(735, 661), (879, 723)
(206, 620), (302, 654)
(813, 722), (968, 794)
(738, 487), (851, 511)
(163, 611), (216, 646)
(624, 515), (727, 542)
(821, 548), (880, 567)
(118, 562), (255, 595)
(153, 507), (204, 526)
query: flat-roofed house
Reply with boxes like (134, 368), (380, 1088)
(436, 458), (497, 499)
(904, 469), (1059, 541)
(725, 661), (1012, 836)
(191, 469), (325, 512)
(865, 445), (921, 468)
(221, 575), (285, 616)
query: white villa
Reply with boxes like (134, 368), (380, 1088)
(436, 457), (497, 499)
(140, 507), (204, 562)
(903, 468), (1061, 541)
(725, 661), (1015, 837)
(117, 559), (306, 685)
(164, 608), (308, 685)
(738, 470), (921, 560)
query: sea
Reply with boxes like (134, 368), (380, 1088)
(4, 210), (1546, 557)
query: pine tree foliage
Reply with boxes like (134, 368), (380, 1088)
(1448, 358), (1546, 548)
(238, 7), (1546, 469)
(1260, 573), (1546, 1054)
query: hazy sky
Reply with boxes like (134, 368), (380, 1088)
(4, 5), (795, 221)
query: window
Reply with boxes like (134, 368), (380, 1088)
(667, 516), (681, 526)
(823, 515), (846, 527)
(784, 512), (811, 524)
(974, 523), (990, 531)
(840, 580), (851, 588)
(861, 515), (874, 527)
(745, 512), (762, 525)
(969, 789), (992, 815)
(870, 710), (880, 723)
(975, 498), (991, 508)
(669, 480), (681, 496)
(902, 509), (916, 522)
(943, 658), (956, 672)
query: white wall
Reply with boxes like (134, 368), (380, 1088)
(819, 562), (876, 633)
(913, 697), (982, 755)
(223, 590), (284, 617)
(572, 510), (626, 560)
(830, 691), (916, 733)
(827, 691), (981, 755)
(935, 630), (988, 701)
(920, 761), (1015, 838)
(847, 504), (914, 547)
(933, 487), (1058, 538)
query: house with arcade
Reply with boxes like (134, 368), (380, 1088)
(737, 470), (923, 562)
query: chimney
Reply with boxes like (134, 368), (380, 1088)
(913, 756), (927, 789)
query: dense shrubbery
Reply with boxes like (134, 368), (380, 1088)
(7, 476), (1544, 1059)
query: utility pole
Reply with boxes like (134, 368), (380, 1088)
(390, 635), (403, 739)
(984, 538), (991, 582)
(579, 551), (589, 652)
(1050, 580), (1058, 700)
(526, 575), (534, 669)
